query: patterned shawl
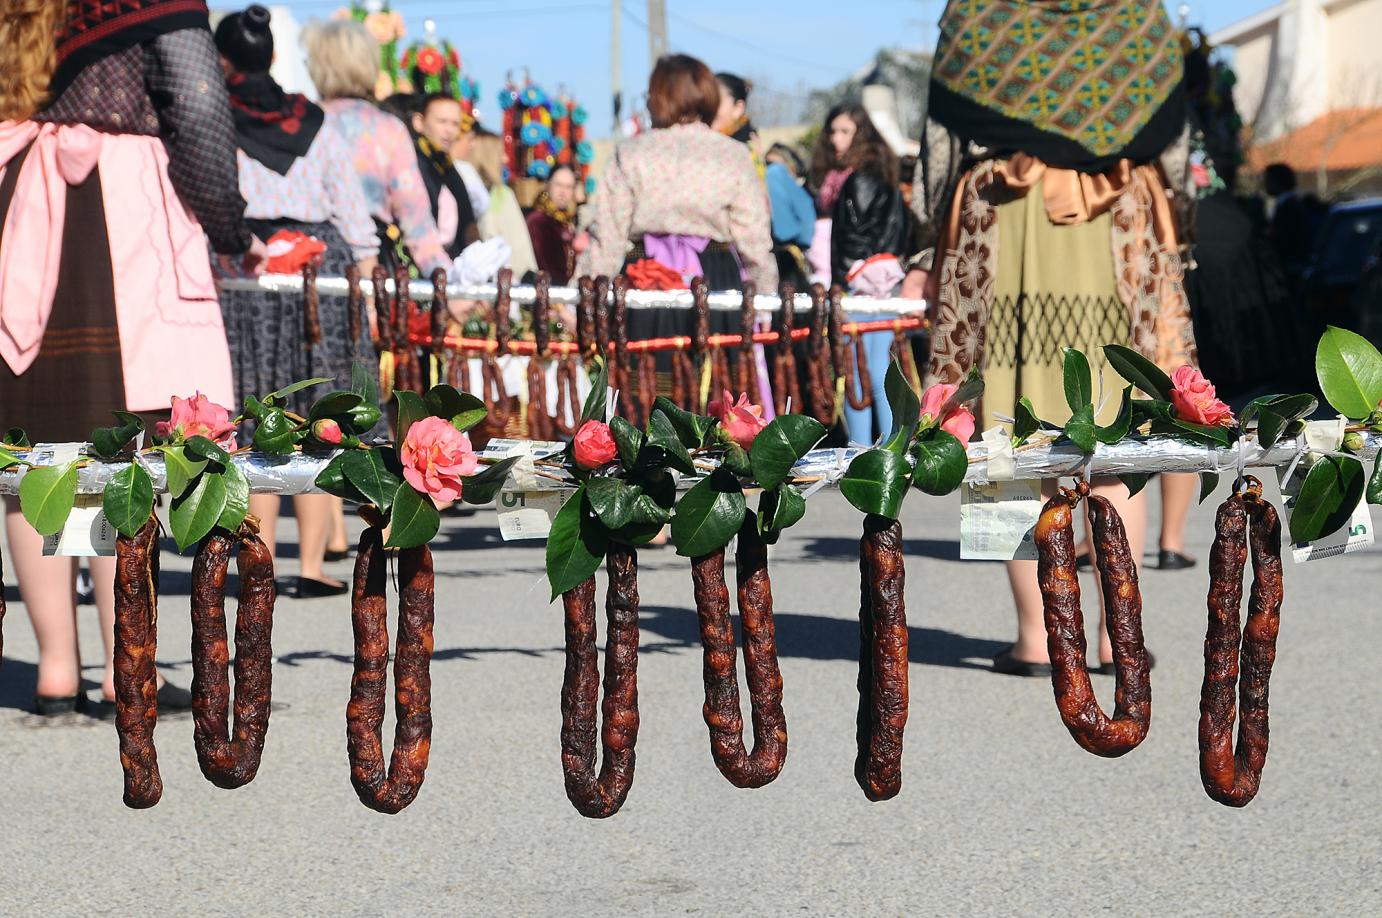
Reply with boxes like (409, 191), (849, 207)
(929, 0), (1185, 171)
(53, 0), (210, 97)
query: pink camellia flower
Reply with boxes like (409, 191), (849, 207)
(708, 390), (769, 450)
(312, 418), (343, 445)
(573, 420), (618, 470)
(918, 383), (976, 444)
(400, 416), (478, 505)
(155, 392), (237, 449)
(1170, 366), (1234, 427)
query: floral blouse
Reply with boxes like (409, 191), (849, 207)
(236, 122), (379, 261)
(320, 98), (449, 274)
(578, 122), (777, 290)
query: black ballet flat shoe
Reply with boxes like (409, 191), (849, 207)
(323, 548), (353, 563)
(991, 649), (1053, 678)
(293, 576), (350, 599)
(33, 694), (82, 716)
(1157, 549), (1197, 571)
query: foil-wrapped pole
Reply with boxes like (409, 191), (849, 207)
(1, 435), (1377, 496)
(216, 273), (928, 316)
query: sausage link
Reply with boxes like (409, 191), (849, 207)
(347, 527), (435, 814)
(190, 525), (276, 789)
(593, 276), (611, 354)
(371, 264), (392, 351)
(736, 282), (758, 398)
(1035, 482), (1151, 757)
(430, 267), (449, 356)
(576, 275), (596, 358)
(856, 513), (908, 801)
(302, 262), (322, 347)
(114, 517), (163, 808)
(560, 546), (640, 818)
(1199, 481), (1283, 807)
(636, 353), (658, 427)
(527, 357), (550, 441)
(690, 513), (787, 787)
(1, 543), (7, 668)
(346, 263), (363, 354)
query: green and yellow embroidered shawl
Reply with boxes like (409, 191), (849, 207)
(929, 0), (1184, 171)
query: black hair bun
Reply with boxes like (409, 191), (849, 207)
(244, 4), (271, 32)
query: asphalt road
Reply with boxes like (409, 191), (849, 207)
(2, 484), (1379, 916)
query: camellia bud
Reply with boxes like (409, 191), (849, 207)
(313, 418), (344, 445)
(1343, 431), (1365, 452)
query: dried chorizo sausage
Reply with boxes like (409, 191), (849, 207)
(114, 517), (163, 808)
(856, 513), (908, 801)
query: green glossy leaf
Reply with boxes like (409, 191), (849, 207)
(628, 491), (673, 525)
(393, 390), (430, 443)
(1199, 472), (1219, 505)
(1171, 419), (1233, 447)
(350, 361), (379, 405)
(241, 394), (266, 422)
(1062, 347), (1093, 413)
(580, 359), (608, 424)
(19, 461), (79, 536)
(603, 416), (641, 471)
(309, 391), (364, 422)
(426, 385), (488, 432)
(546, 486), (606, 599)
(1369, 458), (1382, 506)
(749, 414), (826, 490)
(1254, 393), (1318, 447)
(170, 469), (228, 552)
(641, 410), (697, 475)
(342, 448), (402, 512)
(671, 468), (746, 557)
(652, 396), (715, 448)
(184, 435), (231, 468)
(217, 461), (250, 532)
(1120, 473), (1151, 497)
(1095, 387), (1134, 444)
(1064, 405), (1097, 454)
(1104, 344), (1174, 400)
(1316, 326), (1382, 419)
(1290, 455), (1366, 543)
(0, 447), (22, 472)
(269, 377), (333, 402)
(3, 427), (30, 447)
(162, 446), (208, 499)
(586, 476), (638, 530)
(102, 463), (155, 538)
(758, 482), (806, 541)
(1012, 396), (1041, 445)
(939, 369), (985, 418)
(883, 361), (921, 454)
(840, 448), (908, 519)
(721, 441), (752, 478)
(314, 454), (366, 502)
(344, 401), (384, 436)
(910, 429), (969, 496)
(460, 456), (522, 505)
(385, 482), (442, 548)
(1132, 399), (1174, 424)
(90, 411), (144, 459)
(252, 408), (296, 455)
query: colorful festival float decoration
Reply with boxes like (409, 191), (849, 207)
(8, 317), (1382, 816)
(400, 19), (479, 114)
(336, 1), (407, 99)
(497, 72), (594, 205)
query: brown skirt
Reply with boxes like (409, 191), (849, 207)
(0, 143), (126, 443)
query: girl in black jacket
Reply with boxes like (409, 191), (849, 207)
(809, 104), (911, 443)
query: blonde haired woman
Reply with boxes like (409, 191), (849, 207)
(301, 18), (448, 277)
(0, 0), (260, 715)
(467, 132), (538, 279)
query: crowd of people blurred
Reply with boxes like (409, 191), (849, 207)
(0, 0), (1344, 714)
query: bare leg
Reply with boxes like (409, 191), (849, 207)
(5, 499), (80, 698)
(327, 496), (349, 554)
(1158, 472), (1197, 555)
(250, 494), (281, 559)
(1089, 477), (1147, 665)
(294, 493), (341, 585)
(89, 554), (118, 700)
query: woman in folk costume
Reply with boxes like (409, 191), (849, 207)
(0, 0), (262, 714)
(906, 0), (1198, 676)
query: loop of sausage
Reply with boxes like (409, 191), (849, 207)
(1199, 484), (1283, 807)
(371, 264), (392, 351)
(856, 513), (908, 801)
(114, 517), (163, 808)
(636, 353), (658, 426)
(844, 331), (874, 411)
(347, 527), (435, 814)
(190, 527), (277, 789)
(690, 514), (787, 788)
(1035, 483), (1151, 757)
(527, 357), (551, 442)
(345, 263), (363, 353)
(560, 545), (640, 818)
(302, 262), (322, 347)
(736, 281), (759, 398)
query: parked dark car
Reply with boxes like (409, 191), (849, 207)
(1302, 198), (1382, 339)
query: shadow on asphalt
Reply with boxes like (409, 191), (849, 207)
(795, 536), (972, 563)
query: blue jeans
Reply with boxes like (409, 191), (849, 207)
(843, 312), (893, 445)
